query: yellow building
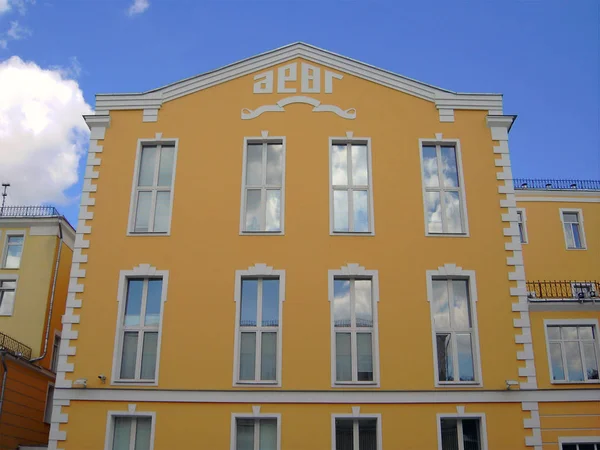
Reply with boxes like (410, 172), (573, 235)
(49, 43), (599, 450)
(0, 206), (74, 448)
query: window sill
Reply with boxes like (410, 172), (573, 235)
(333, 382), (379, 388)
(550, 380), (600, 385)
(436, 382), (482, 388)
(330, 232), (375, 237)
(127, 232), (170, 237)
(0, 313), (14, 317)
(111, 380), (158, 386)
(0, 267), (19, 270)
(425, 233), (469, 238)
(234, 381), (280, 387)
(565, 247), (587, 251)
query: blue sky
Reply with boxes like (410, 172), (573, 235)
(0, 0), (598, 225)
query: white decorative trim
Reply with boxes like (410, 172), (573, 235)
(230, 410), (281, 450)
(111, 264), (169, 386)
(436, 411), (488, 450)
(93, 43), (503, 116)
(328, 264), (380, 387)
(559, 208), (587, 250)
(54, 386), (600, 403)
(241, 95), (356, 120)
(516, 196), (600, 203)
(126, 136), (179, 236)
(239, 136), (286, 235)
(521, 401), (542, 450)
(233, 264), (285, 387)
(143, 108), (158, 122)
(104, 408), (156, 450)
(558, 437), (600, 446)
(418, 137), (470, 237)
(49, 114), (110, 450)
(425, 265), (483, 387)
(331, 410), (383, 450)
(439, 108), (455, 122)
(328, 137), (375, 235)
(543, 319), (600, 385)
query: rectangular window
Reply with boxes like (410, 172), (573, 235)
(111, 416), (152, 450)
(117, 278), (163, 382)
(0, 279), (17, 316)
(421, 143), (466, 235)
(234, 418), (278, 450)
(440, 418), (482, 450)
(547, 324), (599, 382)
(131, 143), (176, 234)
(334, 418), (378, 450)
(562, 444), (600, 450)
(330, 140), (373, 234)
(51, 334), (61, 372)
(431, 279), (477, 383)
(2, 234), (24, 268)
(44, 384), (54, 424)
(241, 140), (284, 233)
(333, 278), (375, 383)
(561, 210), (585, 249)
(237, 278), (280, 383)
(517, 209), (528, 244)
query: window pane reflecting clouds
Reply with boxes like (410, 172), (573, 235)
(246, 144), (263, 185)
(239, 332), (256, 380)
(265, 190), (281, 231)
(134, 192), (152, 232)
(138, 147), (157, 186)
(351, 145), (368, 185)
(240, 280), (257, 326)
(112, 417), (132, 450)
(353, 190), (369, 232)
(157, 147), (175, 186)
(245, 190), (261, 231)
(425, 192), (442, 233)
(236, 419), (254, 450)
(440, 146), (459, 187)
(331, 145), (348, 185)
(431, 280), (450, 328)
(266, 144), (283, 185)
(443, 191), (463, 233)
(457, 333), (474, 381)
(333, 280), (351, 327)
(547, 327), (561, 340)
(261, 332), (277, 381)
(145, 280), (162, 326)
(582, 342), (599, 379)
(436, 333), (454, 381)
(124, 280), (143, 326)
(259, 419), (277, 450)
(565, 341), (584, 381)
(333, 190), (349, 232)
(120, 332), (138, 379)
(452, 280), (471, 328)
(549, 343), (565, 380)
(135, 418), (152, 450)
(336, 333), (352, 381)
(422, 146), (439, 187)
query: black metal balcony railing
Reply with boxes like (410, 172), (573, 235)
(0, 332), (32, 360)
(0, 205), (60, 217)
(527, 280), (600, 302)
(514, 178), (600, 191)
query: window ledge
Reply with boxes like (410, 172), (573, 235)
(127, 232), (170, 237)
(0, 267), (19, 270)
(239, 231), (284, 236)
(111, 380), (158, 386)
(565, 247), (587, 251)
(234, 381), (280, 387)
(330, 232), (375, 237)
(551, 380), (600, 385)
(425, 233), (469, 238)
(436, 382), (482, 388)
(332, 382), (380, 388)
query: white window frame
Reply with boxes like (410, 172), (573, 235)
(127, 137), (179, 236)
(436, 412), (488, 450)
(559, 208), (586, 250)
(239, 136), (286, 235)
(558, 437), (600, 449)
(516, 208), (528, 244)
(111, 265), (169, 386)
(230, 409), (281, 450)
(104, 409), (156, 450)
(418, 138), (469, 237)
(1, 230), (25, 269)
(233, 264), (285, 387)
(50, 331), (61, 373)
(544, 319), (600, 384)
(0, 274), (18, 316)
(43, 383), (54, 424)
(328, 264), (380, 387)
(331, 409), (382, 450)
(329, 137), (375, 236)
(426, 265), (483, 387)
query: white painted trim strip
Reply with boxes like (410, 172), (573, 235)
(241, 95), (356, 120)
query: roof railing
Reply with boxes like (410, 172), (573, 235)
(514, 179), (600, 191)
(0, 205), (61, 217)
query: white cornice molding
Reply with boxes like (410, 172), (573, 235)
(83, 114), (111, 130)
(93, 43), (504, 118)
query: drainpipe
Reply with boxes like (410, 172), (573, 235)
(0, 351), (8, 428)
(30, 219), (63, 364)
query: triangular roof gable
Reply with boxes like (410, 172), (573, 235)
(94, 42), (503, 123)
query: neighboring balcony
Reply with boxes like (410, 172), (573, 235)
(0, 331), (32, 360)
(527, 280), (600, 310)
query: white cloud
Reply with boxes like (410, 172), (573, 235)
(0, 56), (92, 206)
(128, 0), (149, 16)
(0, 39), (6, 49)
(0, 0), (33, 15)
(50, 56), (83, 79)
(6, 20), (30, 39)
(0, 0), (10, 14)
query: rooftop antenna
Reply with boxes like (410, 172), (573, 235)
(1, 183), (10, 215)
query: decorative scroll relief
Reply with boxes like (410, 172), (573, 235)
(241, 95), (356, 120)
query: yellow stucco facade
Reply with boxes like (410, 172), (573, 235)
(50, 44), (599, 450)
